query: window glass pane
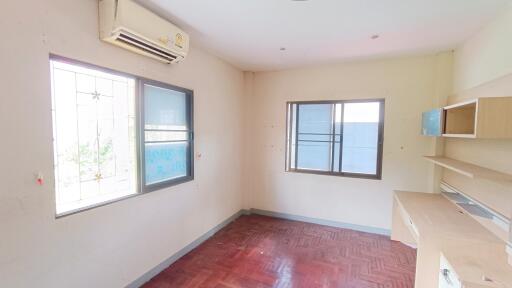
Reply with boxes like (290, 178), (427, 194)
(341, 102), (380, 174)
(297, 141), (331, 170)
(296, 104), (333, 171)
(76, 73), (95, 94)
(333, 142), (340, 171)
(96, 77), (113, 96)
(298, 104), (332, 134)
(76, 93), (99, 182)
(50, 60), (137, 215)
(145, 131), (189, 142)
(145, 142), (188, 185)
(53, 68), (80, 204)
(144, 84), (187, 130)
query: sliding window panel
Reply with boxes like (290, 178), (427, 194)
(296, 104), (333, 171)
(341, 102), (380, 175)
(141, 80), (194, 191)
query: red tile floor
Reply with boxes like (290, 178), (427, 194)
(143, 215), (416, 288)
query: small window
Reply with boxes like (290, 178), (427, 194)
(50, 59), (138, 215)
(286, 99), (384, 179)
(140, 79), (194, 192)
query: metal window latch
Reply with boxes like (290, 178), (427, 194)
(440, 268), (453, 285)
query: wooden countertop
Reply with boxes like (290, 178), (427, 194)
(394, 191), (512, 288)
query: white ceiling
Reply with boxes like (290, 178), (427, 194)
(139, 0), (511, 71)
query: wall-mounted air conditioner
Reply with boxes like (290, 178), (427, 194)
(99, 0), (189, 64)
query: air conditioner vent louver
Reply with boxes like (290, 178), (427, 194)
(116, 32), (177, 63)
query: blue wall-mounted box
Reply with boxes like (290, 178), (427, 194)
(422, 108), (443, 136)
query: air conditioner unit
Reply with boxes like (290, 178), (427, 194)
(99, 0), (189, 64)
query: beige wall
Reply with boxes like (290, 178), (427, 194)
(446, 4), (512, 172)
(446, 3), (512, 263)
(444, 7), (512, 257)
(453, 5), (512, 95)
(244, 53), (453, 231)
(0, 0), (244, 287)
(445, 4), (512, 200)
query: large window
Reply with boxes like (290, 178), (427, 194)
(50, 57), (193, 216)
(286, 99), (384, 179)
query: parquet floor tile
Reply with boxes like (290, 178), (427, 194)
(143, 215), (416, 288)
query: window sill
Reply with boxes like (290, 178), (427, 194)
(56, 190), (139, 218)
(55, 176), (195, 218)
(286, 169), (381, 180)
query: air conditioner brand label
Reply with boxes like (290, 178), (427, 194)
(175, 33), (184, 49)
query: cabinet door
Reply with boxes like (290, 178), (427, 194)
(422, 108), (443, 136)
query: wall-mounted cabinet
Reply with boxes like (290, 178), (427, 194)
(422, 96), (512, 139)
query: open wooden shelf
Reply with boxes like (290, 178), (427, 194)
(441, 133), (476, 139)
(443, 100), (477, 137)
(424, 156), (512, 183)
